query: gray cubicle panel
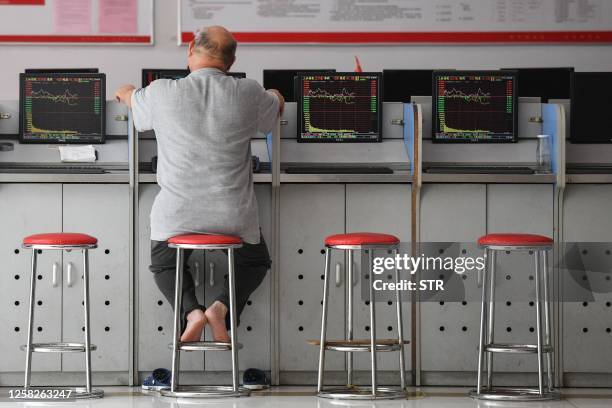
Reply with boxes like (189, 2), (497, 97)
(203, 185), (272, 373)
(137, 184), (205, 374)
(62, 184), (130, 373)
(562, 185), (612, 386)
(418, 97), (557, 385)
(0, 101), (130, 385)
(486, 184), (554, 375)
(345, 184), (412, 375)
(0, 184), (63, 374)
(419, 184), (486, 382)
(279, 184), (346, 379)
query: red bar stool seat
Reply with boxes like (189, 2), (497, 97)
(168, 234), (242, 247)
(23, 233), (98, 248)
(313, 232), (407, 400)
(471, 232), (558, 401)
(21, 232), (102, 399)
(325, 232), (400, 248)
(478, 233), (553, 248)
(162, 234), (249, 399)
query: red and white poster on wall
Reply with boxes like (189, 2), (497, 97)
(0, 0), (152, 44)
(179, 0), (612, 44)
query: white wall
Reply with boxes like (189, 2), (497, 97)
(0, 0), (611, 100)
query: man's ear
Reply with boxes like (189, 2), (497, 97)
(188, 40), (196, 57)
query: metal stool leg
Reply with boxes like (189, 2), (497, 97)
(368, 250), (377, 397)
(24, 248), (38, 389)
(534, 250), (544, 395)
(346, 249), (353, 387)
(542, 250), (554, 391)
(476, 248), (489, 394)
(170, 248), (184, 393)
(228, 248), (240, 392)
(82, 249), (92, 393)
(487, 250), (497, 389)
(394, 249), (406, 390)
(317, 248), (332, 393)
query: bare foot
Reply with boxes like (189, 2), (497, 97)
(180, 309), (207, 342)
(205, 301), (230, 343)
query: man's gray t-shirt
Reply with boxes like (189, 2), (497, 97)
(131, 68), (279, 244)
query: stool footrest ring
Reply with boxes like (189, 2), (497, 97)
(20, 343), (97, 353)
(484, 343), (553, 354)
(470, 388), (560, 401)
(160, 385), (251, 398)
(167, 341), (243, 352)
(22, 386), (103, 399)
(307, 339), (404, 352)
(318, 386), (406, 400)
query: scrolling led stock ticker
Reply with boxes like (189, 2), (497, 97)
(298, 73), (382, 142)
(20, 73), (105, 143)
(433, 71), (518, 143)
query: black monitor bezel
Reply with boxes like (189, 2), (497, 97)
(19, 72), (106, 144)
(432, 70), (519, 144)
(570, 71), (612, 144)
(382, 69), (435, 102)
(141, 69), (246, 87)
(501, 67), (574, 101)
(25, 68), (100, 74)
(228, 72), (247, 79)
(141, 68), (189, 87)
(296, 71), (383, 143)
(263, 69), (336, 102)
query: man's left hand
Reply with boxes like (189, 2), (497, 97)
(115, 85), (136, 108)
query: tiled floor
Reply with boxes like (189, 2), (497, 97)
(0, 387), (611, 408)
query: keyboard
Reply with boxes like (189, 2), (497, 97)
(425, 166), (535, 175)
(0, 165), (106, 174)
(285, 166), (394, 175)
(567, 166), (612, 174)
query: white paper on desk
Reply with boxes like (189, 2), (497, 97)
(58, 145), (97, 162)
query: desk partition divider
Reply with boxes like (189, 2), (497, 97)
(543, 103), (567, 387)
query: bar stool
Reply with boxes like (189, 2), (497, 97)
(160, 234), (250, 399)
(471, 233), (559, 401)
(311, 232), (407, 400)
(21, 233), (103, 399)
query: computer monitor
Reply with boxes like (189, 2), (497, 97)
(228, 72), (247, 79)
(383, 69), (434, 102)
(263, 69), (336, 102)
(19, 73), (105, 144)
(25, 68), (99, 74)
(142, 69), (246, 87)
(570, 72), (612, 144)
(502, 67), (574, 101)
(297, 72), (382, 143)
(432, 70), (518, 143)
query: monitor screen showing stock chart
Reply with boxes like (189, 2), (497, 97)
(433, 71), (518, 143)
(20, 73), (106, 144)
(297, 73), (382, 143)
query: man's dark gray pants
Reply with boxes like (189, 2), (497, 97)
(150, 233), (271, 332)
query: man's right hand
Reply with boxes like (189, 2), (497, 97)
(268, 89), (285, 116)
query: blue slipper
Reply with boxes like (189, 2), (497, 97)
(142, 368), (171, 391)
(243, 368), (269, 390)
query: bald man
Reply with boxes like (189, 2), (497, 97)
(115, 26), (284, 343)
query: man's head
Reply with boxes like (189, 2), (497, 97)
(188, 26), (237, 73)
